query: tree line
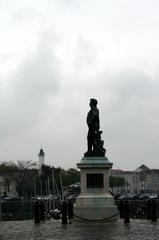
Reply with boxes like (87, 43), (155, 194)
(0, 161), (80, 198)
(0, 161), (125, 198)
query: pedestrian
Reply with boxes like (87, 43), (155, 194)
(68, 200), (73, 224)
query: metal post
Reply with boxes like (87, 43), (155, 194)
(124, 200), (130, 223)
(48, 177), (50, 212)
(34, 201), (40, 224)
(61, 201), (67, 224)
(0, 191), (2, 222)
(40, 180), (42, 196)
(147, 199), (151, 220)
(151, 199), (157, 222)
(119, 200), (124, 218)
(55, 180), (62, 205)
(34, 178), (36, 198)
(52, 168), (55, 210)
(45, 179), (48, 212)
(60, 172), (64, 202)
(45, 179), (48, 196)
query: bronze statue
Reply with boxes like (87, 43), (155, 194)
(84, 99), (106, 157)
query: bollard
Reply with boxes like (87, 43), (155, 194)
(147, 199), (151, 220)
(34, 201), (40, 224)
(67, 200), (73, 224)
(61, 201), (67, 224)
(39, 201), (45, 221)
(119, 200), (124, 218)
(0, 192), (2, 222)
(151, 199), (157, 222)
(124, 200), (130, 223)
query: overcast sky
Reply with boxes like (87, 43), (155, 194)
(1, 0), (159, 170)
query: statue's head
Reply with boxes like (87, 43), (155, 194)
(90, 98), (98, 107)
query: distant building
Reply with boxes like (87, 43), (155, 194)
(111, 164), (159, 194)
(38, 148), (45, 174)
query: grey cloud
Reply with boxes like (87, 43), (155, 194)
(0, 20), (159, 170)
(11, 7), (39, 23)
(73, 37), (96, 71)
(1, 58), (159, 170)
(92, 70), (159, 169)
(0, 31), (61, 143)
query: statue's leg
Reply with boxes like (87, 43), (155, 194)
(87, 130), (93, 152)
(87, 136), (92, 152)
(92, 132), (96, 151)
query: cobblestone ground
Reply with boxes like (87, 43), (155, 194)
(0, 219), (159, 240)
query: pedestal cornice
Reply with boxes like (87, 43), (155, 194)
(77, 156), (113, 169)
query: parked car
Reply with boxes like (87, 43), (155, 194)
(118, 195), (126, 200)
(2, 196), (23, 201)
(126, 193), (138, 200)
(149, 194), (158, 199)
(118, 193), (137, 200)
(137, 193), (151, 199)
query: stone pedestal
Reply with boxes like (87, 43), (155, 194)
(74, 157), (118, 222)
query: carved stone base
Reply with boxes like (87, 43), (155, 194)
(74, 156), (118, 222)
(74, 193), (118, 222)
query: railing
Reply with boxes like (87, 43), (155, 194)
(1, 199), (61, 221)
(0, 198), (159, 221)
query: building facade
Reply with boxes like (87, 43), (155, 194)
(111, 165), (159, 194)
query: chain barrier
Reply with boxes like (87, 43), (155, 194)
(73, 212), (118, 222)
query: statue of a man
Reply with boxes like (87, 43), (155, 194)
(86, 98), (100, 154)
(84, 98), (106, 157)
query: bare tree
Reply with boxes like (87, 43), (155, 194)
(12, 160), (37, 197)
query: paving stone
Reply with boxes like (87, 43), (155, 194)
(0, 219), (159, 240)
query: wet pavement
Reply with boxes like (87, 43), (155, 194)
(0, 219), (159, 240)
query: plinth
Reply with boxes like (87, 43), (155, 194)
(74, 156), (118, 222)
